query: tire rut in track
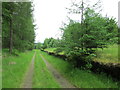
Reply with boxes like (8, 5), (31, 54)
(40, 53), (76, 88)
(20, 52), (36, 88)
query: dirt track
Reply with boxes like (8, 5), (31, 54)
(20, 51), (75, 88)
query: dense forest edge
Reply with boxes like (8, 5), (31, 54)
(2, 2), (35, 53)
(2, 2), (35, 88)
(2, 1), (120, 88)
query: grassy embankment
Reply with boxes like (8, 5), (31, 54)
(44, 44), (119, 64)
(2, 49), (34, 88)
(94, 44), (119, 64)
(40, 51), (119, 88)
(33, 50), (60, 88)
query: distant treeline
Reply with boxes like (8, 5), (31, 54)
(2, 2), (35, 53)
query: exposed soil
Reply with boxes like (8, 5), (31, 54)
(40, 54), (76, 88)
(20, 52), (36, 88)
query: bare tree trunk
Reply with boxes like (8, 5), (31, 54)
(9, 18), (13, 54)
(81, 0), (83, 24)
(9, 4), (13, 54)
(81, 0), (84, 50)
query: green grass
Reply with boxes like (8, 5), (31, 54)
(2, 50), (35, 88)
(44, 48), (57, 53)
(33, 50), (60, 88)
(44, 48), (64, 55)
(94, 44), (119, 64)
(45, 44), (119, 64)
(40, 51), (119, 88)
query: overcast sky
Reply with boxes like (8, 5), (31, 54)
(33, 0), (120, 43)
